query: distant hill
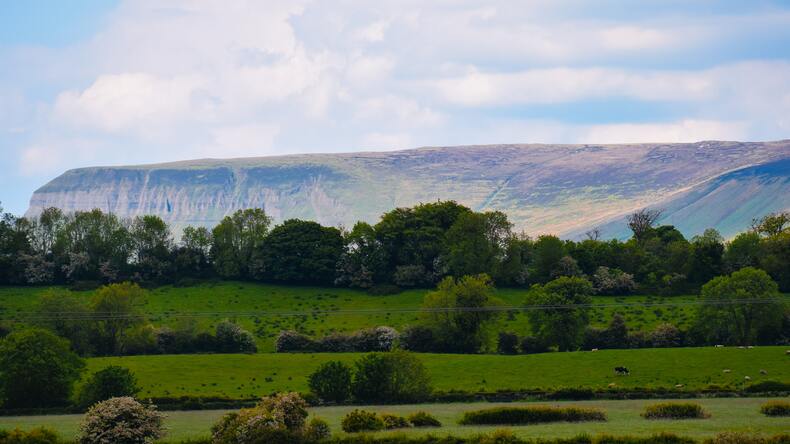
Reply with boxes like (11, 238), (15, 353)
(26, 140), (790, 239)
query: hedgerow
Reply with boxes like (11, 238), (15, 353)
(641, 403), (708, 420)
(458, 406), (606, 425)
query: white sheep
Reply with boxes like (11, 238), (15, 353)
(744, 376), (751, 381)
(591, 348), (599, 352)
(715, 344), (724, 348)
(760, 369), (768, 375)
(722, 369), (731, 373)
(675, 384), (684, 388)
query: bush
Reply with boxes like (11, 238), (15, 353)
(650, 323), (682, 348)
(703, 432), (790, 444)
(305, 417), (331, 442)
(548, 387), (595, 400)
(351, 352), (432, 403)
(381, 414), (411, 430)
(641, 403), (708, 420)
(0, 428), (62, 444)
(519, 336), (549, 354)
(276, 330), (318, 352)
(215, 319), (257, 353)
(77, 366), (140, 408)
(407, 411), (442, 427)
(458, 406), (606, 425)
(399, 325), (437, 352)
(78, 397), (165, 444)
(744, 380), (790, 393)
(760, 400), (790, 416)
(308, 361), (352, 404)
(497, 332), (519, 354)
(341, 409), (385, 433)
(211, 392), (311, 444)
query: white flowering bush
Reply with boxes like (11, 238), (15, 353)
(78, 397), (165, 444)
(211, 392), (328, 444)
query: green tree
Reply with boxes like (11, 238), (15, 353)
(524, 276), (594, 351)
(129, 215), (173, 281)
(54, 209), (131, 282)
(421, 274), (501, 353)
(91, 283), (147, 355)
(351, 352), (432, 403)
(443, 211), (512, 278)
(34, 289), (94, 355)
(695, 267), (784, 345)
(724, 231), (762, 272)
(78, 366), (140, 408)
(0, 328), (85, 407)
(255, 219), (343, 285)
(688, 229), (724, 285)
(308, 361), (352, 403)
(335, 222), (387, 288)
(530, 235), (565, 283)
(211, 208), (271, 279)
(173, 226), (213, 278)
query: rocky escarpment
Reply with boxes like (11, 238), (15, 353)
(27, 140), (790, 238)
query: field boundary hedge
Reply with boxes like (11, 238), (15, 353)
(458, 406), (606, 425)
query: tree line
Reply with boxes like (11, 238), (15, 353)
(1, 202), (789, 294)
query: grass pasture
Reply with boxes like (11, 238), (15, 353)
(83, 347), (790, 399)
(1, 398), (787, 442)
(0, 282), (706, 351)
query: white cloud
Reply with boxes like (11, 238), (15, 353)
(201, 123), (281, 158)
(361, 132), (412, 150)
(19, 145), (63, 176)
(579, 119), (747, 144)
(354, 20), (390, 43)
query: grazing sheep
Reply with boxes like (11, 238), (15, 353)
(715, 344), (724, 348)
(723, 369), (732, 373)
(738, 346), (746, 349)
(760, 369), (768, 375)
(675, 384), (684, 388)
(744, 376), (751, 381)
(747, 346), (754, 349)
(786, 350), (790, 355)
(591, 348), (599, 352)
(608, 383), (617, 388)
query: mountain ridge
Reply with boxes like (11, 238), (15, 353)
(27, 140), (790, 238)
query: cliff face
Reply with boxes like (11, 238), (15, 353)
(27, 140), (790, 238)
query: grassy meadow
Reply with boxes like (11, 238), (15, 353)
(0, 282), (705, 351)
(1, 398), (787, 442)
(82, 347), (790, 399)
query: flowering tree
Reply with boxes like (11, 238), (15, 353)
(79, 397), (165, 444)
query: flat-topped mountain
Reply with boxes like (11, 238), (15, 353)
(26, 140), (790, 238)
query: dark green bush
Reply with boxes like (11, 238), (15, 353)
(744, 380), (790, 393)
(458, 406), (606, 425)
(381, 413), (411, 430)
(77, 366), (140, 408)
(0, 428), (62, 444)
(407, 411), (442, 427)
(351, 352), (432, 403)
(641, 403), (708, 420)
(759, 400), (790, 416)
(326, 432), (698, 444)
(341, 409), (385, 433)
(548, 387), (595, 400)
(702, 432), (790, 444)
(308, 361), (352, 403)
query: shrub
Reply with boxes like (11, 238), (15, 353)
(381, 414), (411, 430)
(744, 380), (790, 393)
(519, 335), (549, 354)
(703, 432), (790, 444)
(760, 400), (790, 416)
(351, 326), (399, 352)
(78, 397), (165, 444)
(641, 403), (708, 420)
(497, 332), (519, 354)
(650, 323), (682, 348)
(211, 392), (311, 444)
(458, 406), (606, 425)
(77, 366), (140, 408)
(0, 428), (62, 444)
(308, 361), (352, 404)
(341, 409), (385, 433)
(305, 417), (331, 441)
(351, 352), (432, 403)
(592, 267), (636, 295)
(275, 330), (317, 352)
(215, 319), (257, 353)
(393, 265), (429, 287)
(407, 411), (442, 427)
(548, 387), (595, 400)
(399, 325), (437, 352)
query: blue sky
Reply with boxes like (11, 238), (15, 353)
(1, 0), (790, 215)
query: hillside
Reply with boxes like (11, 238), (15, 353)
(26, 140), (790, 237)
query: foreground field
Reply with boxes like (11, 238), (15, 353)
(0, 282), (708, 351)
(1, 398), (787, 442)
(84, 347), (790, 399)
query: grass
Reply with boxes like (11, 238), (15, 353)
(80, 347), (790, 399)
(0, 282), (710, 351)
(1, 398), (787, 442)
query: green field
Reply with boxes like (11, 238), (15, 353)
(82, 347), (790, 399)
(0, 282), (705, 351)
(1, 398), (787, 442)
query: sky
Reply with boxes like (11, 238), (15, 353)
(1, 0), (790, 215)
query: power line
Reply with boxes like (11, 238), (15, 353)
(2, 297), (786, 321)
